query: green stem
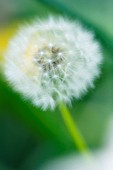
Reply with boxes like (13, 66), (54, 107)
(59, 102), (89, 155)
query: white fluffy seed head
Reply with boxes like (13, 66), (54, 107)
(4, 17), (102, 110)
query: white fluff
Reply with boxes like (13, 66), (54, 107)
(4, 17), (102, 110)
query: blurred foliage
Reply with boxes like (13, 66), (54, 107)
(0, 23), (18, 59)
(0, 0), (113, 169)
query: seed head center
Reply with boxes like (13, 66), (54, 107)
(34, 44), (63, 72)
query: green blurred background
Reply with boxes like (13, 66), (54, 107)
(0, 0), (113, 169)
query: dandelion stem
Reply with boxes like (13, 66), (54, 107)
(59, 102), (89, 155)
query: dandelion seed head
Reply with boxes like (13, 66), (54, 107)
(4, 17), (102, 110)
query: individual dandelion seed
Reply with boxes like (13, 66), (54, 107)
(4, 17), (102, 110)
(3, 16), (103, 155)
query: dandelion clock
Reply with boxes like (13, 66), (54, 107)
(4, 17), (102, 155)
